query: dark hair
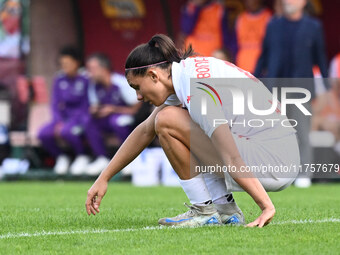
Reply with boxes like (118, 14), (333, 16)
(59, 46), (82, 63)
(125, 34), (195, 77)
(87, 53), (113, 71)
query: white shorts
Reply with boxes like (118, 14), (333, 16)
(224, 133), (300, 192)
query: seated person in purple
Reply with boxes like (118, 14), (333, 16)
(84, 53), (141, 176)
(38, 46), (90, 175)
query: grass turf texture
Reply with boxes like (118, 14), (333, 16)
(0, 182), (339, 254)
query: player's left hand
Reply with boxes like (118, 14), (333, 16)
(246, 206), (276, 228)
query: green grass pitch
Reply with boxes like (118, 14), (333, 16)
(0, 182), (339, 254)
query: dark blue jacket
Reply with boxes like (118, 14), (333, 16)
(255, 15), (328, 79)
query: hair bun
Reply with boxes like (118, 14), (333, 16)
(148, 40), (156, 47)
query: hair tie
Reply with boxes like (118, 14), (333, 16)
(148, 40), (155, 47)
(125, 60), (168, 71)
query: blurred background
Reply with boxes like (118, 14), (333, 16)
(0, 0), (339, 186)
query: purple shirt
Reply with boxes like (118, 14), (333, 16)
(51, 73), (89, 123)
(90, 82), (127, 107)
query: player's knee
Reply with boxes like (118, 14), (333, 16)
(154, 106), (179, 135)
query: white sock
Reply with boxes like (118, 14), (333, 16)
(203, 173), (228, 200)
(203, 173), (232, 204)
(213, 194), (235, 204)
(179, 173), (212, 205)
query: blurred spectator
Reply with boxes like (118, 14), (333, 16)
(312, 54), (340, 155)
(254, 0), (329, 188)
(235, 0), (272, 73)
(180, 0), (236, 57)
(255, 0), (328, 79)
(274, 0), (284, 17)
(84, 53), (141, 176)
(0, 0), (25, 129)
(38, 46), (89, 175)
(212, 47), (234, 62)
(0, 0), (21, 58)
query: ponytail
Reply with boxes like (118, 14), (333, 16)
(125, 34), (195, 77)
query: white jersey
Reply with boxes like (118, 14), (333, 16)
(165, 57), (296, 140)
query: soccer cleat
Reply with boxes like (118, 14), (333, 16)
(158, 203), (222, 227)
(54, 155), (71, 175)
(85, 156), (110, 176)
(70, 155), (91, 175)
(215, 202), (245, 225)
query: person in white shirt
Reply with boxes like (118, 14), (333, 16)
(85, 34), (300, 228)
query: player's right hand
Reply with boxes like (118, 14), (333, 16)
(246, 206), (276, 228)
(85, 180), (108, 215)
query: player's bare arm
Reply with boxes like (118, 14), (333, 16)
(211, 124), (275, 227)
(85, 104), (168, 215)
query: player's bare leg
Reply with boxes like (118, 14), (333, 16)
(155, 106), (244, 225)
(154, 106), (221, 226)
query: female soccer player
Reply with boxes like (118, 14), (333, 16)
(85, 34), (300, 228)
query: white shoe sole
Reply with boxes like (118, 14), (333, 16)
(159, 213), (221, 227)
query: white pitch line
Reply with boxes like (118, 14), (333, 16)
(0, 226), (164, 240)
(0, 218), (339, 240)
(272, 218), (340, 225)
